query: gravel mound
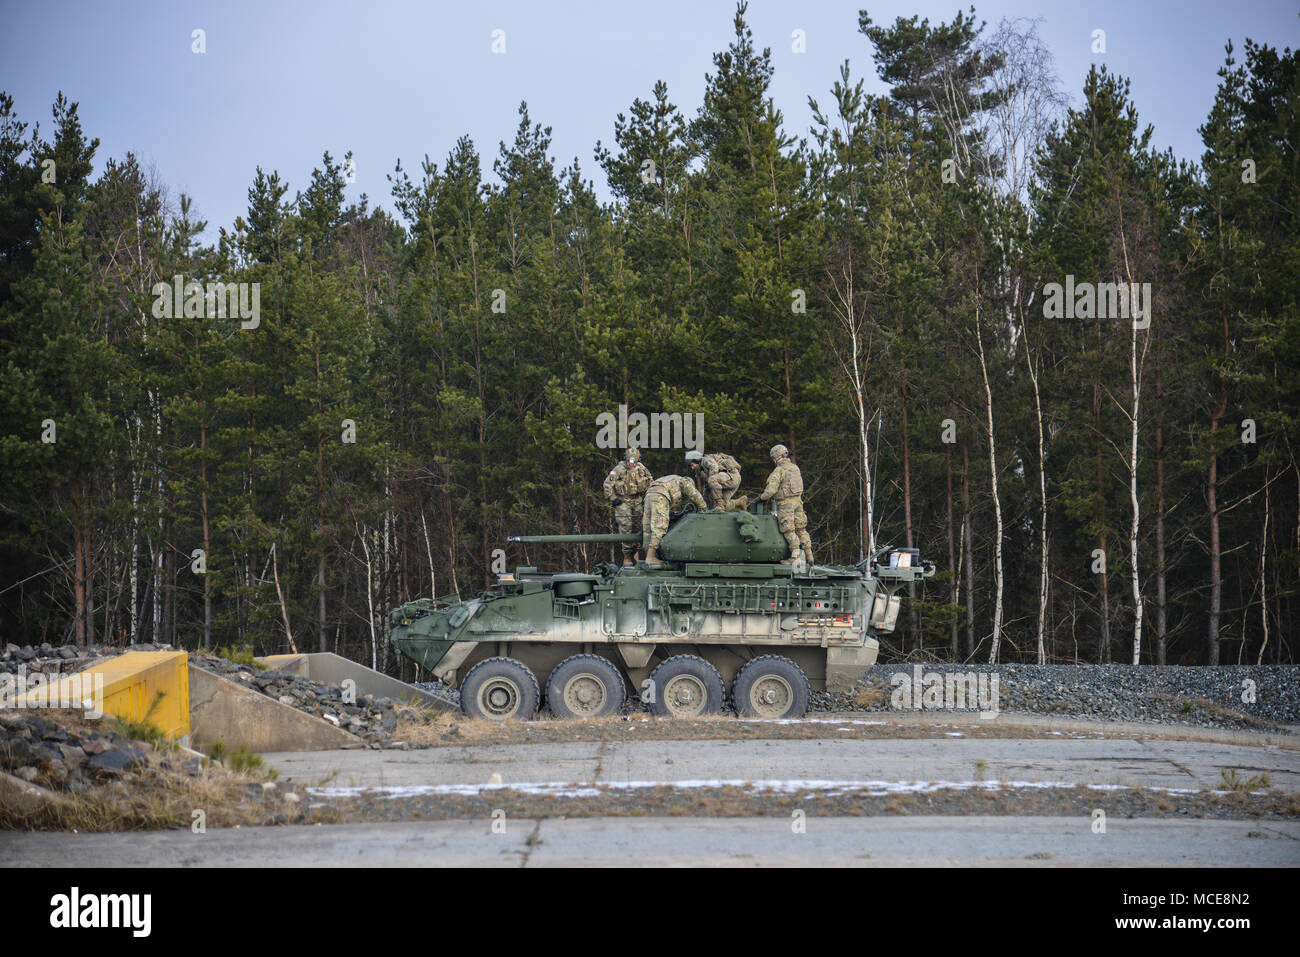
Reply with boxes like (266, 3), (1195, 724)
(811, 664), (1300, 731)
(2, 641), (172, 674)
(412, 680), (461, 710)
(0, 710), (176, 794)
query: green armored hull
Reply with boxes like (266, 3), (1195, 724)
(390, 505), (933, 720)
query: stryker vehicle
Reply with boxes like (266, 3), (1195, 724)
(390, 503), (933, 721)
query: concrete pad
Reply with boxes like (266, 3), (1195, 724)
(262, 737), (1300, 793)
(4, 818), (1297, 867)
(188, 667), (359, 753)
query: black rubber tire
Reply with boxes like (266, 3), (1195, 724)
(646, 655), (726, 717)
(545, 654), (626, 719)
(732, 655), (811, 719)
(460, 657), (540, 721)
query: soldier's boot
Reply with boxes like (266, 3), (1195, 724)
(802, 545), (814, 565)
(781, 549), (803, 566)
(733, 495), (749, 511)
(644, 547), (662, 566)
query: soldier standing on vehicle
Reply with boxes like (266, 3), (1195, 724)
(758, 444), (814, 565)
(641, 474), (708, 565)
(603, 447), (653, 566)
(686, 449), (744, 511)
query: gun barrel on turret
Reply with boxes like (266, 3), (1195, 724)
(509, 533), (642, 544)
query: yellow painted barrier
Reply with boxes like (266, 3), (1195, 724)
(16, 651), (190, 743)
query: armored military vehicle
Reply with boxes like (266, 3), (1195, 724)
(390, 503), (933, 721)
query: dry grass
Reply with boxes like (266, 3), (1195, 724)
(0, 710), (290, 831)
(1218, 768), (1273, 792)
(853, 686), (890, 709)
(0, 758), (268, 831)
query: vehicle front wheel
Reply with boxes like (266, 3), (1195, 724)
(460, 657), (540, 721)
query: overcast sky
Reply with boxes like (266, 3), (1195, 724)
(3, 0), (1297, 240)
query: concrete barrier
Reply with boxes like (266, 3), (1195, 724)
(17, 651), (191, 745)
(188, 667), (359, 753)
(259, 652), (451, 711)
(259, 653), (308, 676)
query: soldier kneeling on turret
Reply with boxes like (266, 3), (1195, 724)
(641, 474), (707, 565)
(686, 448), (745, 512)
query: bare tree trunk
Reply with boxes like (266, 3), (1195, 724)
(72, 479), (86, 646)
(200, 421), (212, 651)
(1155, 343), (1167, 664)
(962, 438), (976, 658)
(946, 440), (958, 660)
(974, 299), (1004, 664)
(317, 552), (327, 653)
(83, 479), (95, 647)
(1118, 199), (1146, 665)
(1257, 475), (1270, 665)
(1207, 394), (1224, 666)
(901, 367), (919, 648)
(420, 505), (437, 597)
(271, 543), (297, 653)
(129, 449), (140, 645)
(1127, 322), (1144, 665)
(1094, 352), (1111, 664)
(1028, 351), (1049, 664)
(826, 260), (875, 558)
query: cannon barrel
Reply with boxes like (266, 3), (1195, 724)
(509, 533), (642, 544)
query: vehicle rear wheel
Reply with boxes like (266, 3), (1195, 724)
(732, 655), (810, 719)
(460, 657), (540, 721)
(647, 655), (726, 717)
(546, 654), (626, 719)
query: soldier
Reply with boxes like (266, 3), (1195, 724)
(641, 474), (708, 565)
(603, 447), (653, 566)
(758, 444), (814, 565)
(685, 449), (744, 511)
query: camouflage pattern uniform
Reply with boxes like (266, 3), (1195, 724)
(690, 452), (743, 511)
(641, 475), (708, 551)
(759, 445), (813, 563)
(603, 450), (653, 560)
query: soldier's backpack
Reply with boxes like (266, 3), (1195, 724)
(710, 452), (740, 475)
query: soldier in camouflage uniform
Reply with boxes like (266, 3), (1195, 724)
(603, 447), (653, 565)
(685, 449), (744, 511)
(758, 444), (814, 565)
(641, 474), (708, 565)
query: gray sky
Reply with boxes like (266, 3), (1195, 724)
(3, 0), (1297, 239)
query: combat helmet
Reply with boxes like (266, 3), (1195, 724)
(685, 450), (703, 465)
(769, 444), (789, 463)
(625, 447), (641, 464)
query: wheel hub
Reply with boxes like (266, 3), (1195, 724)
(480, 678), (520, 716)
(565, 674), (606, 714)
(750, 675), (793, 716)
(663, 675), (707, 716)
